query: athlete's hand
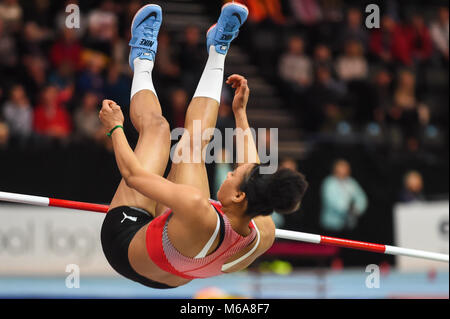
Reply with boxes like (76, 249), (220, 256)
(99, 99), (124, 132)
(226, 74), (250, 115)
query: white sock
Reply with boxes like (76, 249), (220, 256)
(130, 58), (157, 100)
(193, 46), (226, 104)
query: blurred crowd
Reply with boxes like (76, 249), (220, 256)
(229, 0), (449, 153)
(0, 0), (224, 151)
(1, 0), (448, 156)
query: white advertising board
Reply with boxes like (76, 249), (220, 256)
(0, 204), (116, 276)
(394, 201), (449, 271)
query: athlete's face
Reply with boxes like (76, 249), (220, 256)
(217, 163), (255, 207)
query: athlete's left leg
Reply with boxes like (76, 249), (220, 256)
(109, 4), (171, 216)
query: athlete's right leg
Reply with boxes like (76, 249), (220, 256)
(109, 4), (170, 216)
(155, 3), (249, 216)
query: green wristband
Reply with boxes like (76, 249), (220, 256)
(107, 125), (123, 137)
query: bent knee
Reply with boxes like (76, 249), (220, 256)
(140, 113), (170, 135)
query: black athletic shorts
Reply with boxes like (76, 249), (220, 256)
(100, 206), (176, 289)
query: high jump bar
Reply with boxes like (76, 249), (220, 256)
(0, 191), (448, 263)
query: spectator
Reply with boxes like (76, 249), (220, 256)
(178, 25), (206, 93)
(335, 40), (369, 82)
(229, 0), (286, 25)
(305, 66), (346, 131)
(168, 88), (189, 129)
(336, 39), (371, 123)
(392, 70), (424, 114)
(404, 14), (433, 65)
(388, 69), (430, 149)
(430, 6), (449, 63)
(0, 0), (22, 33)
(0, 18), (18, 71)
(110, 19), (128, 68)
(279, 36), (313, 93)
(50, 28), (83, 71)
(320, 159), (368, 232)
(289, 0), (322, 26)
(84, 0), (117, 55)
(24, 0), (52, 29)
(337, 7), (369, 52)
(33, 85), (72, 139)
(369, 15), (412, 66)
(21, 56), (48, 105)
(2, 84), (32, 138)
(154, 31), (181, 87)
(77, 52), (106, 97)
(405, 13), (435, 95)
(19, 21), (52, 57)
(399, 171), (425, 202)
(319, 0), (344, 23)
(104, 62), (131, 108)
(370, 68), (394, 123)
(313, 43), (334, 71)
(74, 92), (105, 143)
(48, 62), (76, 91)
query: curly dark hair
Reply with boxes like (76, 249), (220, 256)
(239, 164), (309, 218)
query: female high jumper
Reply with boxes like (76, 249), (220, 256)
(99, 3), (308, 289)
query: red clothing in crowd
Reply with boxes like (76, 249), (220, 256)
(369, 26), (412, 66)
(33, 88), (73, 138)
(224, 0), (286, 24)
(50, 40), (83, 70)
(33, 105), (72, 137)
(403, 25), (433, 61)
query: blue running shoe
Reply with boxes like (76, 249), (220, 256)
(206, 2), (249, 55)
(128, 4), (162, 71)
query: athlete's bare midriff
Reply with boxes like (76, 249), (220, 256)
(128, 224), (192, 287)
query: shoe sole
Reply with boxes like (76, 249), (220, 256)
(206, 2), (249, 37)
(130, 3), (162, 35)
(221, 1), (249, 15)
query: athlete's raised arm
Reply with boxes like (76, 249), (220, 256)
(226, 75), (276, 260)
(226, 74), (261, 166)
(99, 100), (209, 217)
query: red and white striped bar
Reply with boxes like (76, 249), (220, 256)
(0, 191), (109, 213)
(275, 229), (449, 263)
(0, 191), (448, 263)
